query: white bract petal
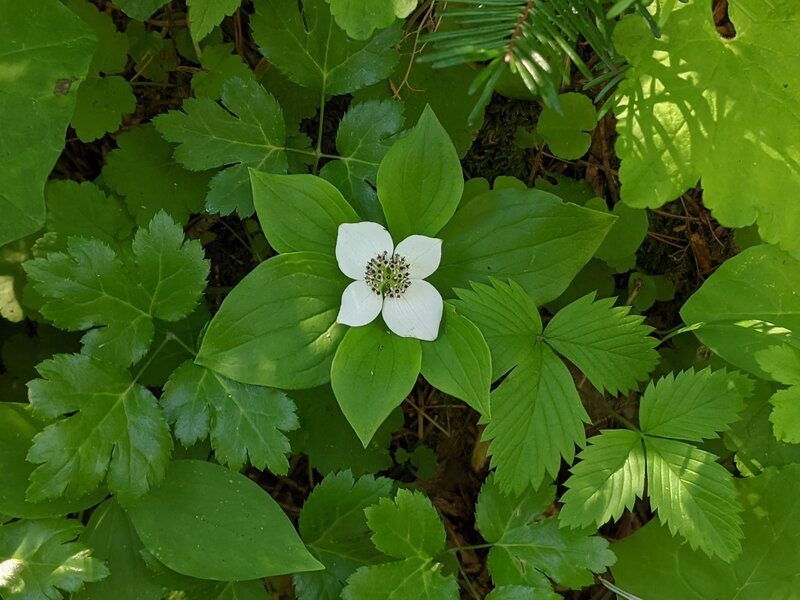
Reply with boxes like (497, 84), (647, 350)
(337, 280), (383, 326)
(335, 222), (394, 280)
(382, 280), (443, 341)
(394, 235), (442, 280)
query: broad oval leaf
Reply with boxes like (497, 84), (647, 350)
(127, 459), (323, 580)
(331, 321), (421, 446)
(431, 188), (615, 304)
(196, 252), (348, 389)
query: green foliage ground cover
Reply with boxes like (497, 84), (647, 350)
(1, 0), (799, 598)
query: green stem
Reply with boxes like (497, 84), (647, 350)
(603, 404), (639, 431)
(456, 559), (481, 600)
(166, 332), (197, 357)
(131, 337), (170, 385)
(312, 84), (327, 175)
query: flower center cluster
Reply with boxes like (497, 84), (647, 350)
(364, 251), (411, 298)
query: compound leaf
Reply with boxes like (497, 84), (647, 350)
(251, 0), (400, 96)
(162, 361), (298, 474)
(26, 354), (173, 505)
(645, 437), (743, 562)
(559, 429), (646, 530)
(477, 475), (615, 591)
(155, 78), (288, 217)
(543, 293), (658, 395)
(614, 0), (800, 253)
(25, 212), (208, 367)
(0, 519), (108, 600)
(0, 0), (96, 246)
(102, 125), (211, 227)
(295, 471), (393, 600)
(639, 368), (750, 442)
(483, 343), (590, 494)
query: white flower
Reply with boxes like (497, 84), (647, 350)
(335, 222), (444, 341)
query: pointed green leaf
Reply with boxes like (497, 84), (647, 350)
(681, 245), (800, 379)
(102, 125), (211, 227)
(251, 0), (400, 95)
(27, 354), (173, 505)
(187, 0), (241, 42)
(295, 471), (393, 600)
(128, 460), (323, 580)
(0, 0), (96, 246)
(614, 0), (800, 253)
(331, 321), (421, 446)
(639, 368), (750, 442)
(319, 100), (405, 222)
(154, 78), (288, 217)
(543, 293), (658, 394)
(421, 304), (491, 415)
(452, 278), (541, 381)
(343, 557), (458, 600)
(475, 474), (555, 544)
(251, 172), (359, 255)
(484, 343), (590, 493)
(196, 252), (348, 389)
(431, 188), (615, 304)
(559, 429), (646, 529)
(645, 437), (743, 561)
(162, 361), (298, 473)
(612, 464), (800, 600)
(0, 519), (108, 600)
(0, 403), (106, 519)
(376, 107), (463, 240)
(74, 500), (161, 600)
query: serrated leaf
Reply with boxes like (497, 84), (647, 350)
(612, 464), (800, 600)
(331, 321), (422, 446)
(421, 303), (492, 415)
(543, 293), (658, 395)
(645, 437), (742, 561)
(756, 344), (800, 386)
(614, 0), (800, 253)
(431, 188), (615, 305)
(483, 343), (590, 494)
(65, 0), (129, 75)
(325, 0), (397, 39)
(196, 252), (348, 389)
(475, 474), (555, 543)
(559, 429), (646, 529)
(103, 125), (211, 226)
(114, 0), (168, 20)
(681, 245), (800, 379)
(0, 519), (108, 600)
(191, 43), (255, 99)
(452, 278), (541, 381)
(26, 353), (173, 505)
(155, 78), (288, 217)
(289, 386), (401, 476)
(251, 0), (400, 95)
(74, 500), (161, 600)
(294, 471), (393, 600)
(25, 212), (208, 366)
(162, 361), (298, 473)
(127, 460), (323, 580)
(342, 489), (458, 600)
(187, 0), (241, 42)
(0, 0), (96, 246)
(44, 180), (134, 253)
(486, 585), (560, 600)
(639, 368), (750, 442)
(769, 387), (800, 444)
(72, 75), (136, 141)
(319, 100), (405, 222)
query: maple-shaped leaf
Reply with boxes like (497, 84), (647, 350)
(294, 471), (393, 600)
(71, 76), (136, 142)
(26, 353), (173, 505)
(24, 212), (209, 367)
(561, 368), (748, 561)
(614, 0), (800, 254)
(342, 489), (458, 600)
(162, 361), (298, 473)
(154, 77), (288, 217)
(319, 100), (404, 222)
(251, 0), (400, 96)
(0, 519), (108, 600)
(543, 293), (658, 394)
(476, 475), (615, 592)
(102, 125), (211, 226)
